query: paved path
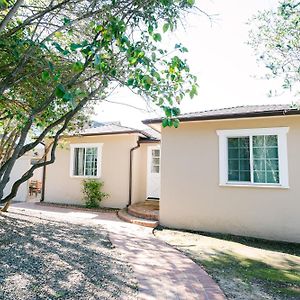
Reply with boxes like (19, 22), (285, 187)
(10, 203), (226, 300)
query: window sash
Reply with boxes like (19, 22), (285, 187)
(151, 149), (160, 173)
(227, 134), (279, 185)
(73, 146), (98, 177)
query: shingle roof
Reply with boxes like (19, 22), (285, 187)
(71, 123), (160, 140)
(81, 123), (139, 135)
(143, 104), (300, 124)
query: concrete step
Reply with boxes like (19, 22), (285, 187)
(127, 201), (159, 221)
(117, 209), (159, 228)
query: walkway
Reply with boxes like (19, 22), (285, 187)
(10, 203), (226, 300)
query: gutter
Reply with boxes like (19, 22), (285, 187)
(128, 139), (140, 207)
(40, 141), (46, 202)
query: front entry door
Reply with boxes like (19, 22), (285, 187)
(147, 145), (161, 199)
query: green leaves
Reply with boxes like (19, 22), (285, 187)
(55, 84), (66, 98)
(72, 61), (84, 72)
(162, 118), (180, 128)
(0, 0), (8, 9)
(187, 0), (195, 6)
(41, 71), (50, 82)
(127, 78), (134, 86)
(163, 23), (169, 33)
(63, 17), (71, 26)
(175, 43), (188, 53)
(55, 84), (75, 103)
(163, 106), (180, 118)
(248, 0), (300, 95)
(189, 84), (198, 98)
(70, 43), (82, 51)
(153, 33), (162, 42)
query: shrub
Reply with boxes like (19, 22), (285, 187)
(82, 179), (109, 208)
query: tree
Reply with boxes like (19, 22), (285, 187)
(248, 0), (300, 96)
(0, 0), (198, 209)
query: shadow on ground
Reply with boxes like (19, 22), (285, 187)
(155, 227), (300, 300)
(0, 212), (137, 300)
(195, 249), (300, 300)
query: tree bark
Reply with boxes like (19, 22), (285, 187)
(1, 200), (10, 212)
(0, 0), (25, 33)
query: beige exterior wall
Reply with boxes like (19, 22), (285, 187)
(45, 134), (143, 208)
(160, 116), (300, 243)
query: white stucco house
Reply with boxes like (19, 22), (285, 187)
(41, 105), (300, 243)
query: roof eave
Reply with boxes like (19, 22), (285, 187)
(63, 130), (140, 138)
(143, 109), (300, 125)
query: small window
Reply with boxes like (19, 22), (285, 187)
(70, 144), (102, 178)
(151, 149), (160, 173)
(217, 128), (289, 188)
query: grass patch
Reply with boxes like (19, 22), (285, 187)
(155, 227), (300, 300)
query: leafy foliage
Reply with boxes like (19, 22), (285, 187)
(0, 0), (199, 204)
(82, 179), (109, 208)
(248, 0), (300, 96)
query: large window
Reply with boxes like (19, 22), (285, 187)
(217, 128), (289, 188)
(70, 143), (102, 178)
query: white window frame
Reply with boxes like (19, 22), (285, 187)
(216, 127), (289, 188)
(70, 143), (103, 178)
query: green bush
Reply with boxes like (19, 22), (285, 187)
(82, 179), (109, 208)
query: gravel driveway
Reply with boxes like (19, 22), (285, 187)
(0, 210), (137, 300)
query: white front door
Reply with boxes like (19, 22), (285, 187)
(147, 145), (161, 199)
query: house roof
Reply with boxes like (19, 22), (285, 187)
(70, 123), (160, 141)
(143, 104), (300, 125)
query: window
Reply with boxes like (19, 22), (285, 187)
(217, 128), (289, 188)
(151, 149), (160, 173)
(70, 143), (102, 178)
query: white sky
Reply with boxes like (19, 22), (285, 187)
(95, 0), (296, 128)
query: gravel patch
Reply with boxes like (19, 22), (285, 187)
(0, 210), (138, 300)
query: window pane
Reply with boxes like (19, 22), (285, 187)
(84, 147), (97, 176)
(227, 137), (250, 182)
(228, 148), (239, 159)
(266, 147), (278, 159)
(266, 159), (279, 171)
(254, 171), (266, 183)
(152, 157), (160, 165)
(228, 170), (239, 181)
(265, 135), (278, 147)
(74, 148), (85, 176)
(228, 159), (239, 170)
(151, 165), (159, 173)
(152, 149), (160, 157)
(228, 138), (238, 148)
(239, 147), (250, 159)
(266, 171), (279, 183)
(240, 159), (250, 171)
(240, 171), (251, 181)
(253, 159), (265, 171)
(253, 147), (266, 159)
(253, 136), (264, 147)
(253, 135), (279, 184)
(239, 137), (249, 148)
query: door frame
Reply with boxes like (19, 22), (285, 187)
(146, 145), (161, 200)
